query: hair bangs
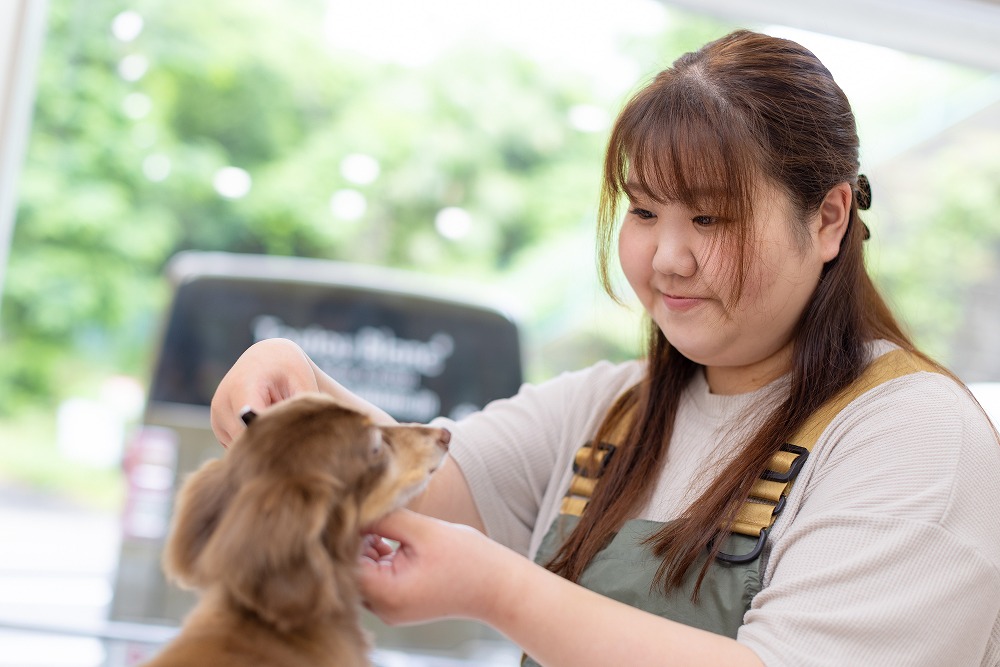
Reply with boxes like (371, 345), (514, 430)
(598, 76), (760, 300)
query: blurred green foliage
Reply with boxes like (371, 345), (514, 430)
(2, 0), (999, 428)
(875, 156), (1000, 365)
(0, 0), (652, 413)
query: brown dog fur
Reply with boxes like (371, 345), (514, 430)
(141, 393), (450, 667)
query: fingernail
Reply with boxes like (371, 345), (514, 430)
(240, 405), (257, 426)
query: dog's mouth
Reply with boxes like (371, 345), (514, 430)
(399, 476), (434, 506)
(356, 475), (433, 533)
(354, 426), (450, 531)
(423, 440), (450, 477)
(428, 430), (450, 473)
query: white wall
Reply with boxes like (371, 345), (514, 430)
(0, 0), (48, 309)
(970, 384), (1000, 430)
(663, 0), (1000, 73)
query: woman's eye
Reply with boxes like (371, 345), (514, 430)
(629, 207), (655, 220)
(692, 215), (717, 227)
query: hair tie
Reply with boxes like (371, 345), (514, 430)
(855, 174), (872, 211)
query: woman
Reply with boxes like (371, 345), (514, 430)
(210, 30), (1000, 666)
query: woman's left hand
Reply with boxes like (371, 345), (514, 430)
(359, 510), (765, 667)
(359, 509), (515, 626)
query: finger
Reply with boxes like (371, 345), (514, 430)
(361, 541), (380, 562)
(209, 407), (238, 448)
(372, 536), (395, 558)
(211, 392), (269, 448)
(361, 534), (394, 560)
(366, 509), (432, 544)
(216, 376), (298, 447)
(358, 556), (401, 620)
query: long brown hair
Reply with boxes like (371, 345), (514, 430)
(547, 29), (932, 595)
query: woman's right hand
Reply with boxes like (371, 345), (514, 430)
(209, 338), (322, 447)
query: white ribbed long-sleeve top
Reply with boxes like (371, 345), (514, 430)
(440, 344), (1000, 666)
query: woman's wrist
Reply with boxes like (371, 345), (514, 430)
(309, 355), (396, 424)
(472, 538), (533, 628)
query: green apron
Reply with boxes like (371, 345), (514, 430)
(519, 349), (940, 667)
(520, 516), (761, 667)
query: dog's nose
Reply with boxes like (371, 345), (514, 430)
(437, 428), (451, 451)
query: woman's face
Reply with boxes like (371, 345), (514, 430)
(618, 177), (828, 394)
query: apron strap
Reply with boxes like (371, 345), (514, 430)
(727, 349), (941, 540)
(559, 392), (635, 516)
(558, 349), (942, 561)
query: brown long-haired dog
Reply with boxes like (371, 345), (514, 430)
(142, 393), (450, 667)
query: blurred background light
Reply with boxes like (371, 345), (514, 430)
(568, 104), (611, 133)
(116, 54), (148, 82)
(121, 92), (151, 120)
(329, 188), (367, 220)
(340, 153), (380, 185)
(435, 206), (472, 240)
(110, 10), (144, 43)
(142, 154), (171, 182)
(213, 167), (252, 199)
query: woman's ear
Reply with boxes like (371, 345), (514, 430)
(817, 181), (853, 262)
(199, 473), (346, 632)
(162, 458), (233, 589)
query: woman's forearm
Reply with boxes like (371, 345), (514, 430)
(309, 355), (397, 424)
(488, 550), (765, 667)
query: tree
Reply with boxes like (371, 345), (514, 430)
(0, 0), (637, 409)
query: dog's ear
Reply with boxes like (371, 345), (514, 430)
(162, 457), (233, 589)
(199, 472), (347, 631)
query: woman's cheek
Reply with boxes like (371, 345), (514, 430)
(618, 226), (652, 293)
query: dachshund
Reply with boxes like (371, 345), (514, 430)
(141, 393), (450, 667)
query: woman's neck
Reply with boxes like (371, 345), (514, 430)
(703, 342), (794, 395)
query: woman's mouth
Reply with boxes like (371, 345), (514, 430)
(662, 293), (705, 312)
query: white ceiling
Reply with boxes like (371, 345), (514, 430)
(663, 0), (1000, 72)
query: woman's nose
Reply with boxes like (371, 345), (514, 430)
(651, 229), (697, 278)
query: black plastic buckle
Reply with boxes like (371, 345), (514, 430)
(760, 443), (809, 483)
(572, 441), (616, 478)
(713, 444), (808, 565)
(715, 527), (769, 565)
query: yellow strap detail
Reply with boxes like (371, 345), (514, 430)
(574, 445), (611, 475)
(767, 449), (800, 475)
(559, 396), (638, 516)
(732, 501), (778, 537)
(561, 496), (588, 517)
(727, 349), (941, 538)
(558, 349), (941, 534)
(790, 349), (939, 451)
(748, 478), (787, 503)
(568, 475), (598, 498)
